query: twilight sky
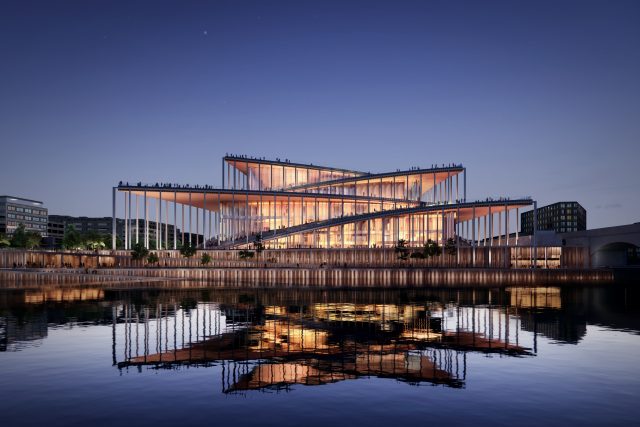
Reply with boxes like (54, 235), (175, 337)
(1, 0), (638, 229)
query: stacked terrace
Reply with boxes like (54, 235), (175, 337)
(114, 155), (534, 251)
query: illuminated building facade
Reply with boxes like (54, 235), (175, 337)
(113, 155), (537, 253)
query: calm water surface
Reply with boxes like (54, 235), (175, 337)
(1, 284), (639, 427)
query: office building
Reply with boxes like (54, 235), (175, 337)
(47, 215), (189, 249)
(520, 202), (586, 235)
(0, 196), (48, 237)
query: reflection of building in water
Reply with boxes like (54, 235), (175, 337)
(0, 311), (48, 352)
(6, 286), (638, 368)
(223, 348), (462, 393)
(24, 288), (105, 304)
(506, 287), (587, 344)
(518, 310), (587, 345)
(114, 297), (540, 392)
(0, 286), (113, 351)
(507, 287), (562, 309)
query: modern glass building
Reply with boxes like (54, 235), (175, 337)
(113, 155), (536, 251)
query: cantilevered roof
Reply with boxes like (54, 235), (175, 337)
(224, 155), (368, 176)
(116, 185), (421, 210)
(288, 166), (464, 192)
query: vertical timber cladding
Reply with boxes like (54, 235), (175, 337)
(94, 246), (587, 269)
(68, 267), (613, 286)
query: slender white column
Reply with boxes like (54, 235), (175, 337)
(488, 206), (493, 267)
(124, 190), (129, 250)
(144, 190), (149, 248)
(505, 204), (509, 247)
(158, 193), (162, 250)
(189, 192), (192, 245)
(181, 203), (185, 246)
(173, 191), (177, 250)
(165, 199), (169, 250)
(156, 197), (160, 250)
(435, 207), (439, 246)
(472, 206), (476, 267)
(483, 214), (487, 247)
(498, 210), (502, 246)
(111, 187), (116, 250)
(516, 207), (519, 246)
(203, 193), (207, 247)
(488, 206), (493, 246)
(442, 205), (446, 244)
(135, 194), (139, 244)
(426, 212), (429, 243)
(245, 192), (249, 245)
(196, 207), (199, 247)
(231, 191), (236, 240)
(456, 174), (459, 202)
(463, 168), (467, 202)
(533, 201), (538, 268)
(433, 173), (436, 204)
(456, 206), (460, 266)
(128, 191), (132, 249)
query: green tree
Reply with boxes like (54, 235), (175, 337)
(200, 253), (212, 266)
(180, 242), (197, 258)
(0, 233), (10, 248)
(61, 225), (83, 250)
(82, 231), (105, 250)
(10, 224), (27, 248)
(131, 242), (149, 261)
(98, 233), (123, 250)
(394, 239), (409, 261)
(9, 225), (41, 249)
(253, 235), (265, 254)
(444, 238), (457, 256)
(147, 252), (159, 266)
(253, 235), (265, 265)
(25, 231), (42, 249)
(423, 239), (442, 258)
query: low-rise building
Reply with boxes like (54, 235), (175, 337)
(46, 216), (191, 249)
(0, 195), (48, 237)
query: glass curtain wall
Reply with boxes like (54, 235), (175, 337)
(256, 212), (453, 249)
(227, 159), (364, 192)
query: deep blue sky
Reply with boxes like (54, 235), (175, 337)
(1, 0), (638, 228)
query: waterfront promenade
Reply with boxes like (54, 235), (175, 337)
(0, 248), (615, 288)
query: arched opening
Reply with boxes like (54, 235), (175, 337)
(592, 242), (640, 267)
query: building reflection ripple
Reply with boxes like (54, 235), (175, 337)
(1, 285), (638, 394)
(110, 288), (549, 393)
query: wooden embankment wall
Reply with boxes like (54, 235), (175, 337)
(0, 269), (154, 286)
(91, 267), (613, 287)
